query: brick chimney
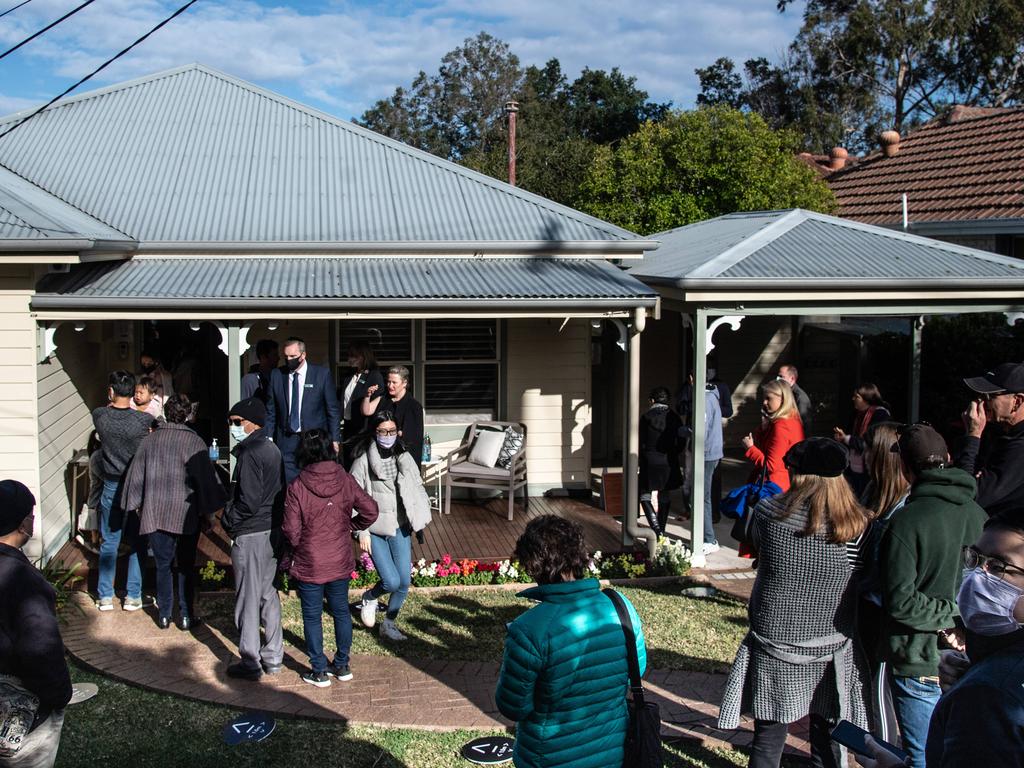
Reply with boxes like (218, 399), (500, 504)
(880, 129), (900, 157)
(829, 146), (848, 171)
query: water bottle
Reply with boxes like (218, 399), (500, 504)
(422, 435), (431, 463)
(209, 438), (219, 462)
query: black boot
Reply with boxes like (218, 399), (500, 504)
(640, 499), (662, 537)
(657, 498), (671, 534)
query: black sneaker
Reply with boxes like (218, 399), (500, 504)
(301, 670), (332, 688)
(226, 663), (262, 681)
(329, 664), (353, 681)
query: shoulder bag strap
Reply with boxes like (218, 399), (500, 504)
(603, 588), (645, 705)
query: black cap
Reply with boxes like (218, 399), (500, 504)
(964, 363), (1024, 395)
(891, 423), (949, 471)
(0, 480), (35, 536)
(228, 398), (266, 427)
(783, 437), (849, 478)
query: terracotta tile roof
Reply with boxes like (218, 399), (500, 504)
(828, 106), (1024, 226)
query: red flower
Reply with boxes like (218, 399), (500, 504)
(350, 571), (358, 579)
(440, 554), (452, 566)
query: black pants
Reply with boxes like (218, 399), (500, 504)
(750, 715), (841, 768)
(149, 529), (199, 621)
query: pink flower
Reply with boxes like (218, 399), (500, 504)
(350, 571), (358, 579)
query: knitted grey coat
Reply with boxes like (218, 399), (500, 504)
(718, 494), (870, 730)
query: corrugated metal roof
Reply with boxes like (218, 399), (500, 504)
(32, 256), (658, 309)
(0, 65), (644, 248)
(0, 166), (132, 244)
(629, 209), (1024, 285)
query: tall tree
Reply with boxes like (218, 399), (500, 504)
(576, 106), (836, 235)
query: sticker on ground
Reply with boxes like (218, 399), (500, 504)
(222, 712), (275, 744)
(461, 735), (514, 764)
(68, 683), (98, 705)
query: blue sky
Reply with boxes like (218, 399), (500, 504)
(0, 0), (805, 122)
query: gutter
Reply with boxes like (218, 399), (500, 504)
(0, 238), (136, 253)
(634, 276), (1024, 290)
(30, 295), (660, 311)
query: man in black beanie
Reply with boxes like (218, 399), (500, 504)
(221, 398), (284, 681)
(0, 480), (72, 766)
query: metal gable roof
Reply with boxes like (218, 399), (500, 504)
(31, 256), (659, 310)
(0, 65), (649, 250)
(629, 208), (1024, 287)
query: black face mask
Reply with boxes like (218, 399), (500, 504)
(285, 357), (302, 372)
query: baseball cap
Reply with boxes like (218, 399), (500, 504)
(963, 363), (1024, 395)
(891, 423), (949, 472)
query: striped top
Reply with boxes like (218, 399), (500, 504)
(121, 423), (227, 536)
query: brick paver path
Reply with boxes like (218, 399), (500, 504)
(61, 592), (808, 754)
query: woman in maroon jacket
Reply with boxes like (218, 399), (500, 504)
(282, 429), (378, 687)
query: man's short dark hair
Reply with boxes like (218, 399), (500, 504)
(255, 339), (278, 359)
(109, 370), (135, 398)
(283, 337), (306, 354)
(296, 428), (336, 468)
(164, 394), (192, 424)
(983, 515), (1024, 537)
(649, 386), (670, 404)
(514, 515), (589, 584)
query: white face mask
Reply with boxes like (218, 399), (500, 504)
(230, 424), (249, 443)
(957, 567), (1024, 636)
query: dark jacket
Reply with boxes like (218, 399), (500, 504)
(121, 422), (226, 536)
(879, 467), (987, 677)
(265, 362), (340, 443)
(495, 579), (646, 768)
(340, 368), (385, 439)
(222, 428), (283, 538)
(639, 404), (683, 493)
(926, 630), (1024, 767)
(0, 544), (72, 723)
(282, 461), (378, 584)
(378, 393), (424, 466)
(955, 420), (1024, 520)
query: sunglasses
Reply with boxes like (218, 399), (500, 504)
(376, 429), (398, 437)
(229, 419), (243, 426)
(963, 545), (1024, 579)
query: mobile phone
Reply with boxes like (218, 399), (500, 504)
(830, 720), (908, 762)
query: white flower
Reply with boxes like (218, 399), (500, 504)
(417, 558), (426, 568)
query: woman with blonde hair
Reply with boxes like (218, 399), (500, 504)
(719, 437), (872, 768)
(742, 379), (805, 493)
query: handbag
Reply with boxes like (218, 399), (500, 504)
(603, 589), (663, 768)
(726, 463), (781, 547)
(0, 675), (39, 758)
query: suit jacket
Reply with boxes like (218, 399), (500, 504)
(265, 362), (340, 444)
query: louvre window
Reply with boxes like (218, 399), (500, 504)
(424, 320), (498, 413)
(338, 320), (413, 364)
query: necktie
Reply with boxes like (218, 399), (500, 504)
(289, 372), (300, 433)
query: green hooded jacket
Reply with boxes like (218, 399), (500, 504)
(880, 467), (987, 677)
(494, 579), (646, 768)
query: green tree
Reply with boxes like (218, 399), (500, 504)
(576, 106), (836, 235)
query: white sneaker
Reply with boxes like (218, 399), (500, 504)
(359, 590), (377, 628)
(379, 618), (407, 641)
(702, 542), (721, 556)
(97, 597), (114, 612)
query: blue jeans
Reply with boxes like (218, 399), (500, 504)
(703, 459), (720, 544)
(367, 526), (412, 619)
(891, 674), (941, 767)
(97, 478), (143, 601)
(294, 579), (351, 674)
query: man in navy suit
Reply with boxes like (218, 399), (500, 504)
(264, 337), (340, 483)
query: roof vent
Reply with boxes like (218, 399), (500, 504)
(880, 130), (900, 157)
(829, 146), (848, 170)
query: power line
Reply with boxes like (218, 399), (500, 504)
(1, 0), (97, 61)
(0, 0), (201, 142)
(0, 0), (32, 20)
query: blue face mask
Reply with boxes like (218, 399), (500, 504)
(957, 567), (1024, 636)
(376, 434), (397, 450)
(230, 425), (249, 444)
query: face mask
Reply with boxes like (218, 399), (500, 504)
(230, 425), (249, 443)
(957, 567), (1024, 636)
(285, 357), (302, 372)
(376, 434), (397, 450)
(141, 363), (156, 373)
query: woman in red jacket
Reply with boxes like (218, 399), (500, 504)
(742, 379), (805, 493)
(282, 429), (378, 688)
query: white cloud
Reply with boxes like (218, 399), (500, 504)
(0, 0), (805, 120)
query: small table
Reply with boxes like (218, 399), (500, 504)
(421, 458), (445, 511)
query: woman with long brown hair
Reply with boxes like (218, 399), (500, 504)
(719, 437), (872, 768)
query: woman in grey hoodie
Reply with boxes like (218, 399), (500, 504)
(349, 411), (431, 641)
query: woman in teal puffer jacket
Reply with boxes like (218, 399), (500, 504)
(495, 515), (647, 768)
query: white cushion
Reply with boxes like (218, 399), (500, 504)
(469, 429), (505, 467)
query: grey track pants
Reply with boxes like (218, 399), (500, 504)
(231, 530), (283, 670)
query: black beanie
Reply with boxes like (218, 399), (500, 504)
(0, 480), (35, 536)
(229, 397), (266, 427)
(784, 437), (849, 478)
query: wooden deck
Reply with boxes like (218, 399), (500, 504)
(53, 496), (625, 591)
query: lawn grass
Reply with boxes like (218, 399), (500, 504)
(198, 580), (748, 673)
(59, 660), (765, 768)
